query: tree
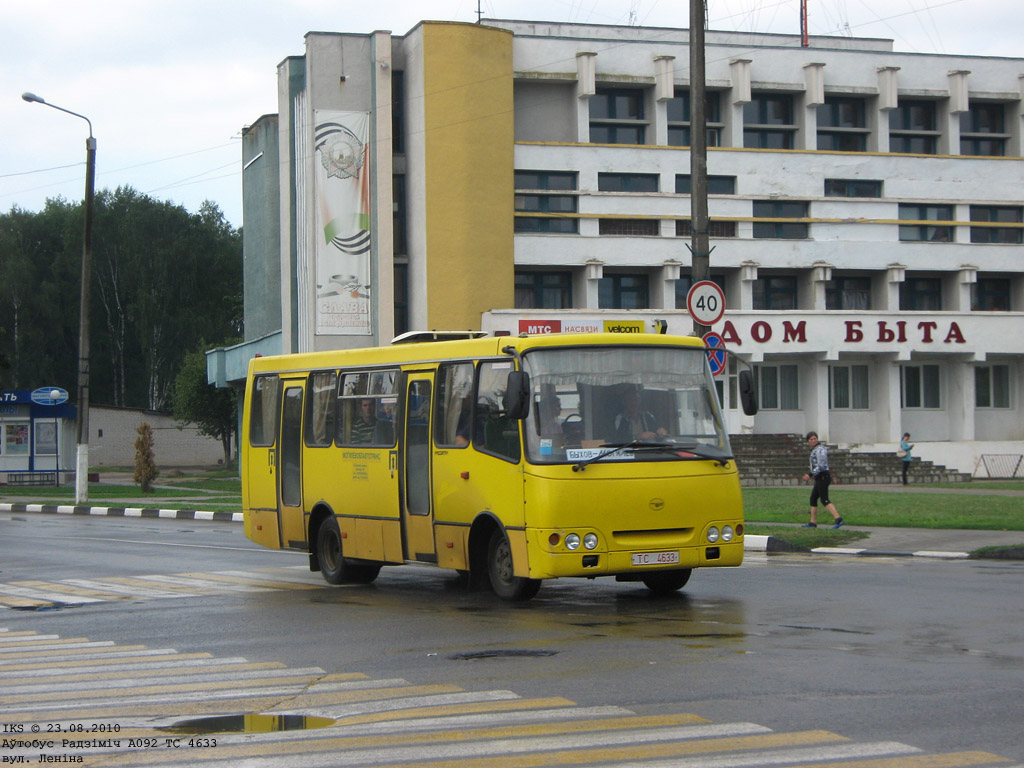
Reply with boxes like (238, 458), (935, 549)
(133, 422), (159, 493)
(172, 348), (237, 466)
(1, 187), (242, 410)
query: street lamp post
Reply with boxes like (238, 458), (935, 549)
(22, 92), (95, 504)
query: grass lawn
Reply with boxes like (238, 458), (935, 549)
(742, 485), (1024, 531)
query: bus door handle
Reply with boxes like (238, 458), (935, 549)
(388, 450), (397, 478)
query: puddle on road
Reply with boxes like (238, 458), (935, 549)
(449, 649), (559, 660)
(158, 713), (335, 734)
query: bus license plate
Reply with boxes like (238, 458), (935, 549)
(632, 551), (680, 566)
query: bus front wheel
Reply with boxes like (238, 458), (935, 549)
(487, 530), (541, 601)
(316, 516), (380, 585)
(642, 569), (692, 596)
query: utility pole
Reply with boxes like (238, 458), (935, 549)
(689, 0), (711, 337)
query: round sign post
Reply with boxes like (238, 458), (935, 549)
(686, 280), (726, 327)
(703, 331), (728, 377)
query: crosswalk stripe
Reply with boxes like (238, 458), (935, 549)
(0, 631), (59, 642)
(177, 572), (322, 590)
(0, 651), (213, 673)
(0, 595), (50, 608)
(12, 579), (132, 600)
(0, 583), (106, 604)
(61, 577), (200, 598)
(601, 746), (1012, 768)
(220, 568), (325, 585)
(0, 661), (286, 685)
(1, 666), (327, 694)
(133, 574), (271, 592)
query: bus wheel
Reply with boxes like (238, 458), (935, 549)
(487, 530), (541, 601)
(315, 516), (380, 585)
(642, 569), (692, 596)
(316, 517), (347, 585)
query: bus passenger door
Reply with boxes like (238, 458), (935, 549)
(402, 375), (436, 562)
(277, 382), (307, 548)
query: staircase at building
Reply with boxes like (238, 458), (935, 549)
(730, 433), (971, 487)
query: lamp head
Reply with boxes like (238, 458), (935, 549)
(22, 92), (45, 104)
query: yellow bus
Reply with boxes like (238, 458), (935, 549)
(241, 331), (757, 601)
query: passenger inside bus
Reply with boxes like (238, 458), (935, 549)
(350, 398), (376, 443)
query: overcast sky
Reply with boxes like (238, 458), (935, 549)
(2, 0), (1018, 228)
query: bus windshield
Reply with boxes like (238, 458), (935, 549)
(521, 345), (730, 465)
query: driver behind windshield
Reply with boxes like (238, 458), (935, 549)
(610, 387), (668, 443)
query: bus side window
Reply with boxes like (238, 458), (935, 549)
(304, 371), (337, 447)
(474, 361), (520, 462)
(435, 363), (474, 448)
(250, 375), (280, 447)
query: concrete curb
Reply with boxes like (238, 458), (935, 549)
(0, 502), (243, 523)
(744, 534), (971, 559)
(0, 505), (979, 559)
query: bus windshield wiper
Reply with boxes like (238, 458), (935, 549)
(572, 440), (732, 472)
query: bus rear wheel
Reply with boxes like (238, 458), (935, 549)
(642, 569), (692, 596)
(316, 516), (380, 585)
(487, 530), (541, 601)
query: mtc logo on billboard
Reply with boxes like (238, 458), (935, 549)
(518, 320), (561, 335)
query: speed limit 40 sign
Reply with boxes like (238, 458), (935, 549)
(686, 280), (726, 326)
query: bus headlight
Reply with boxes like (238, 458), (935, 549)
(583, 533), (598, 550)
(565, 533), (581, 551)
(707, 526), (720, 543)
(722, 525), (734, 542)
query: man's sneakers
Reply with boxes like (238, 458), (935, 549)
(832, 517), (845, 529)
(802, 522), (817, 528)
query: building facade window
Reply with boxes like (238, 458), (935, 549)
(829, 365), (870, 409)
(514, 170), (578, 233)
(970, 205), (1023, 244)
(889, 100), (938, 154)
(392, 174), (407, 255)
(755, 364), (799, 410)
(975, 365), (1011, 408)
(901, 364), (940, 409)
(900, 277), (942, 310)
(898, 204), (954, 242)
(675, 175), (736, 195)
(666, 90), (723, 147)
(960, 103), (1008, 156)
(752, 200), (809, 239)
(514, 271), (573, 309)
(817, 97), (869, 151)
(972, 277), (1011, 311)
(752, 275), (798, 310)
(824, 178), (882, 198)
(590, 88), (646, 145)
(599, 274), (649, 309)
(743, 94), (796, 149)
(391, 71), (405, 154)
(598, 172), (659, 192)
(826, 276), (871, 310)
(675, 219), (737, 238)
(599, 218), (659, 236)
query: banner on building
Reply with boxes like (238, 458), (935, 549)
(313, 110), (372, 336)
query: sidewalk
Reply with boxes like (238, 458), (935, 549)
(744, 524), (1024, 560)
(3, 482), (1023, 560)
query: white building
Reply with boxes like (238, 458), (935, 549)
(223, 19), (1024, 474)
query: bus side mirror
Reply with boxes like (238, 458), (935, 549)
(503, 371), (531, 420)
(738, 370), (758, 415)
